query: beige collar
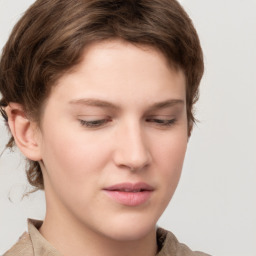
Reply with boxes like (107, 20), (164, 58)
(28, 219), (62, 256)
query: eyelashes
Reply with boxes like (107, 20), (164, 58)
(79, 119), (111, 128)
(79, 117), (177, 128)
(145, 118), (177, 126)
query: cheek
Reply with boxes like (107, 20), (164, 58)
(153, 129), (187, 165)
(152, 131), (188, 188)
(39, 130), (109, 210)
(40, 126), (111, 184)
(146, 132), (187, 221)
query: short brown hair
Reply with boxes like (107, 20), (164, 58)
(0, 0), (204, 190)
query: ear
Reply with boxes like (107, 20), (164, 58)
(5, 103), (42, 161)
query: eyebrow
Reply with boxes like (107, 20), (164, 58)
(69, 98), (184, 110)
(147, 99), (184, 111)
(69, 98), (117, 109)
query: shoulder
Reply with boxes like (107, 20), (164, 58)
(3, 232), (33, 256)
(157, 228), (211, 256)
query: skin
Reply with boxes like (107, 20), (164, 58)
(7, 40), (188, 256)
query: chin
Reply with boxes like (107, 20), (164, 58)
(99, 215), (158, 242)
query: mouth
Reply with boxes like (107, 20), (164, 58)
(103, 182), (154, 206)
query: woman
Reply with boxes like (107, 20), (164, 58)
(0, 0), (208, 255)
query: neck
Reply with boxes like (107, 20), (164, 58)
(40, 213), (157, 256)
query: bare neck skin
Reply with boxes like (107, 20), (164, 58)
(40, 202), (158, 256)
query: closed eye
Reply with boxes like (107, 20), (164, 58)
(79, 117), (176, 128)
(145, 118), (176, 126)
(79, 118), (111, 128)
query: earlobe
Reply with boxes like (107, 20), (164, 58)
(5, 103), (42, 161)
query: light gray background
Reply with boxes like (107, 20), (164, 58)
(0, 0), (255, 255)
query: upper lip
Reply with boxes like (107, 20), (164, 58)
(103, 182), (154, 192)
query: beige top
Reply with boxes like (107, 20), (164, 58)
(4, 219), (210, 256)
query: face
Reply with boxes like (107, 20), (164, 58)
(37, 40), (188, 241)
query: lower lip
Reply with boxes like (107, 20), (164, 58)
(104, 190), (152, 206)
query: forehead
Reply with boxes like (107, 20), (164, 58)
(46, 39), (186, 110)
(60, 39), (180, 81)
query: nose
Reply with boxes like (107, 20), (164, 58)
(113, 121), (152, 172)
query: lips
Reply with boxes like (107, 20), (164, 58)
(103, 182), (154, 206)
